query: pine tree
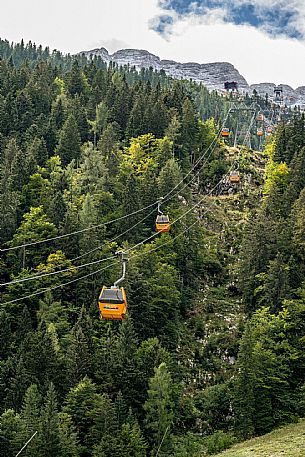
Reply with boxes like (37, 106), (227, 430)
(26, 137), (48, 167)
(56, 114), (81, 165)
(67, 323), (92, 385)
(120, 422), (147, 457)
(47, 190), (67, 227)
(165, 111), (181, 146)
(126, 94), (146, 138)
(4, 355), (29, 411)
(115, 391), (128, 427)
(0, 409), (25, 457)
(97, 122), (120, 160)
(144, 362), (174, 455)
(91, 101), (108, 145)
(233, 323), (255, 439)
(21, 384), (41, 457)
(50, 95), (67, 130)
(64, 377), (101, 453)
(255, 254), (291, 312)
(0, 310), (12, 360)
(37, 383), (61, 457)
(58, 413), (80, 457)
(110, 319), (139, 406)
(66, 61), (86, 96)
(149, 99), (168, 138)
(292, 187), (305, 261)
(20, 327), (60, 393)
(180, 98), (199, 158)
(0, 138), (23, 239)
(158, 158), (182, 198)
(37, 292), (69, 340)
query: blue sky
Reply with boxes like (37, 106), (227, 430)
(153, 0), (303, 40)
(0, 0), (305, 87)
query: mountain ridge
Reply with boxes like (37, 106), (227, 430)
(80, 46), (248, 90)
(81, 46), (305, 106)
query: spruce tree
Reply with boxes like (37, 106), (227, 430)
(233, 323), (255, 439)
(37, 383), (61, 457)
(144, 362), (174, 455)
(56, 114), (81, 165)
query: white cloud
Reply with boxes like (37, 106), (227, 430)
(154, 0), (305, 40)
(0, 0), (304, 88)
(158, 13), (305, 88)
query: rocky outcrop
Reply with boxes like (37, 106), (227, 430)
(250, 83), (304, 107)
(81, 47), (305, 106)
(80, 47), (249, 91)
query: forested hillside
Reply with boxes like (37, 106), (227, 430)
(0, 40), (305, 457)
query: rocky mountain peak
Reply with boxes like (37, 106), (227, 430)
(80, 46), (305, 106)
(80, 46), (248, 91)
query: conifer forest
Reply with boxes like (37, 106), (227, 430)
(1, 39), (305, 456)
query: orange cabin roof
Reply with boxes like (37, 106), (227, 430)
(98, 287), (127, 320)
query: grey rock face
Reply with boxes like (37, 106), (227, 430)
(81, 47), (305, 106)
(87, 47), (111, 63)
(250, 83), (305, 107)
(80, 47), (249, 91)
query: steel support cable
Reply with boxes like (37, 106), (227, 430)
(0, 207), (157, 287)
(0, 220), (194, 306)
(1, 202), (195, 288)
(67, 116), (230, 264)
(0, 195), (210, 289)
(161, 109), (231, 203)
(2, 204), (191, 288)
(0, 215), (202, 307)
(162, 123), (227, 206)
(0, 195), (224, 307)
(0, 254), (116, 287)
(0, 151), (253, 307)
(0, 208), (158, 287)
(1, 109), (255, 293)
(2, 188), (229, 308)
(1, 113), (255, 289)
(0, 259), (121, 306)
(0, 111), (231, 254)
(125, 112), (255, 256)
(0, 200), (159, 253)
(70, 205), (157, 262)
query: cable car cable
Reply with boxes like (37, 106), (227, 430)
(1, 110), (230, 258)
(161, 109), (231, 203)
(3, 186), (231, 307)
(0, 113), (230, 254)
(0, 200), (159, 253)
(1, 130), (254, 306)
(0, 259), (121, 306)
(70, 205), (157, 262)
(0, 254), (117, 287)
(1, 215), (202, 307)
(0, 206), (158, 287)
(125, 114), (256, 254)
(1, 108), (256, 294)
(68, 119), (229, 264)
(1, 105), (236, 257)
(1, 113), (256, 288)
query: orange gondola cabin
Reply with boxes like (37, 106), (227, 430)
(229, 171), (240, 184)
(98, 286), (127, 320)
(156, 214), (171, 233)
(257, 128), (264, 136)
(221, 128), (230, 138)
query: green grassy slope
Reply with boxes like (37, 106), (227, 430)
(215, 420), (305, 457)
